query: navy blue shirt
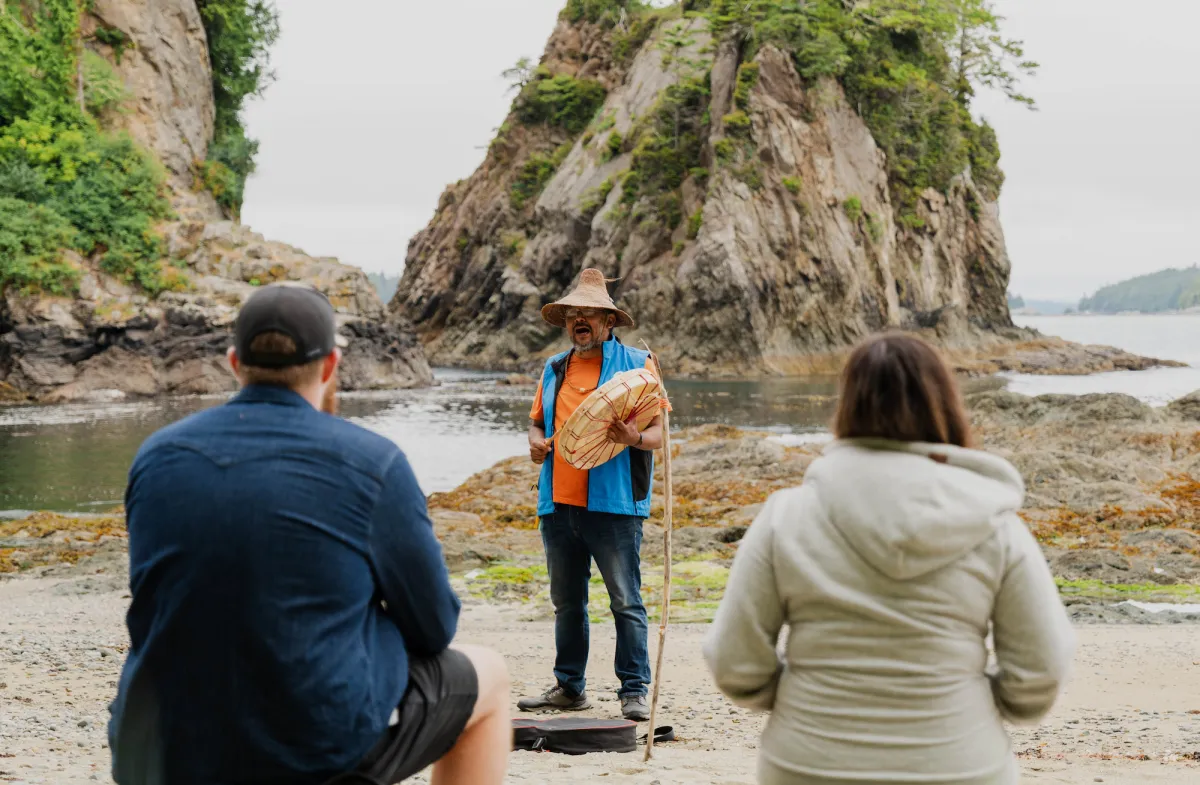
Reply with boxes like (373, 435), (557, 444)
(108, 385), (461, 785)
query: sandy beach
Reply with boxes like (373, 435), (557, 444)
(3, 389), (1200, 783)
(3, 569), (1199, 785)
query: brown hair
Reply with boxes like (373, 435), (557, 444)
(237, 332), (324, 389)
(833, 332), (973, 448)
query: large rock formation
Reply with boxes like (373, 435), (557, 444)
(392, 15), (1026, 375)
(393, 12), (1164, 378)
(0, 1), (431, 403)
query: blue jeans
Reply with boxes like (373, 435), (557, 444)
(540, 505), (650, 698)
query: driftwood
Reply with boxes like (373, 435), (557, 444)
(642, 344), (673, 760)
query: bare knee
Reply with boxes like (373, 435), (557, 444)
(452, 644), (509, 705)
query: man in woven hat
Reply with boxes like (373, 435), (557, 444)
(519, 269), (667, 722)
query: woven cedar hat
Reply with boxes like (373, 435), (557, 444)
(541, 268), (635, 329)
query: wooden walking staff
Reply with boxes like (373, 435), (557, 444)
(641, 342), (673, 761)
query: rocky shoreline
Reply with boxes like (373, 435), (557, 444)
(5, 388), (1199, 625)
(0, 221), (434, 406)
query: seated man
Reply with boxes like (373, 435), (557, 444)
(108, 284), (510, 785)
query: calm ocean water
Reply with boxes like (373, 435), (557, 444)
(1, 315), (1196, 513)
(1008, 314), (1200, 404)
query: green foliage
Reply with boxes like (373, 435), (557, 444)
(734, 163), (763, 191)
(563, 0), (649, 26)
(950, 0), (1038, 106)
(193, 158), (238, 208)
(843, 196), (863, 223)
(658, 21), (699, 71)
(613, 8), (665, 63)
(196, 0), (280, 217)
(0, 3), (176, 295)
(200, 125), (258, 215)
(781, 176), (802, 195)
(0, 196), (79, 293)
(733, 61), (760, 109)
(502, 57), (537, 95)
(695, 0), (1034, 216)
(722, 109), (750, 135)
(687, 207), (703, 239)
(619, 75), (710, 229)
(515, 68), (607, 135)
(510, 144), (571, 210)
(82, 51), (128, 116)
(92, 24), (131, 64)
(966, 118), (1003, 200)
(603, 129), (624, 161)
(0, 0), (78, 124)
(499, 230), (527, 259)
(673, 240), (685, 256)
(580, 176), (616, 215)
(0, 120), (174, 293)
(1006, 292), (1025, 309)
(1079, 267), (1200, 314)
(713, 138), (734, 162)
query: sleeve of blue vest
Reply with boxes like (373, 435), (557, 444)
(367, 451), (461, 656)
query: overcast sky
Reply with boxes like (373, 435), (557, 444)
(241, 1), (1200, 302)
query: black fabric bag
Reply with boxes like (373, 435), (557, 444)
(512, 718), (676, 755)
(512, 718), (636, 754)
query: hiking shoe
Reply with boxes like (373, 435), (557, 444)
(621, 694), (650, 721)
(517, 685), (592, 712)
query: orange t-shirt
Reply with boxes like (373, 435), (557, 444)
(530, 355), (665, 508)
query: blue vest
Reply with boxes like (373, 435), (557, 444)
(537, 338), (655, 518)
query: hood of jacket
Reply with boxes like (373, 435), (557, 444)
(803, 439), (1025, 580)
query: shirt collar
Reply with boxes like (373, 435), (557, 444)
(231, 384), (314, 409)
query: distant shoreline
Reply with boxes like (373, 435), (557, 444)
(1015, 310), (1200, 318)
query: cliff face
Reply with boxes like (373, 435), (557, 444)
(85, 0), (220, 219)
(0, 1), (431, 403)
(393, 14), (1019, 376)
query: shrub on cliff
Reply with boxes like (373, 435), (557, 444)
(195, 0), (280, 218)
(0, 197), (79, 294)
(692, 0), (1035, 215)
(515, 68), (607, 136)
(0, 0), (177, 295)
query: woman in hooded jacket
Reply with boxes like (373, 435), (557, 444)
(703, 333), (1074, 785)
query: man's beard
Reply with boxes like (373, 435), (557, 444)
(572, 334), (602, 353)
(321, 371), (339, 415)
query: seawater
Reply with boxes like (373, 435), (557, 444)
(1, 315), (1195, 513)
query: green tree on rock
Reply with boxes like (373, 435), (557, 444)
(194, 0), (280, 218)
(948, 0), (1039, 107)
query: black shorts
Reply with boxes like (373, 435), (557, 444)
(351, 648), (479, 784)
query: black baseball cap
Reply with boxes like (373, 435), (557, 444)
(234, 283), (348, 368)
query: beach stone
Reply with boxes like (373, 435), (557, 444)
(1167, 390), (1200, 421)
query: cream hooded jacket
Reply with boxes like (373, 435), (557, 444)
(703, 439), (1075, 784)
